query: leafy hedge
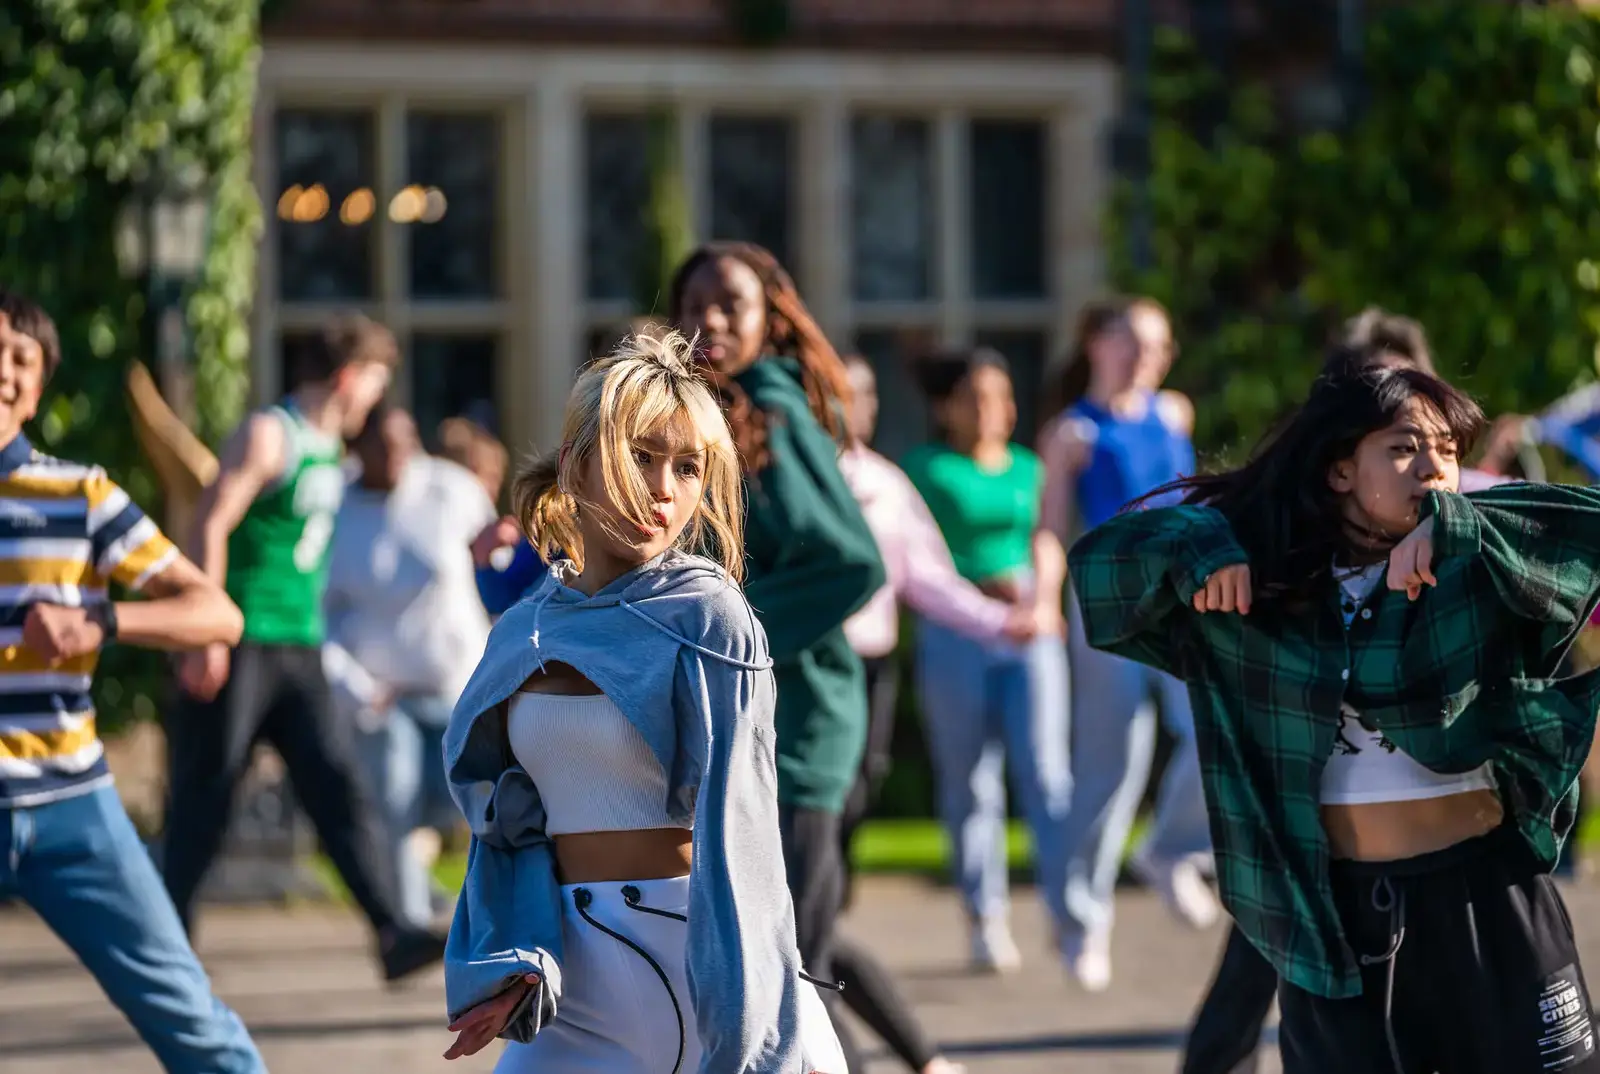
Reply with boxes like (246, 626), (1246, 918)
(0, 1), (261, 730)
(1110, 2), (1600, 466)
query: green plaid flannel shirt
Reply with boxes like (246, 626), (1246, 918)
(1067, 483), (1600, 999)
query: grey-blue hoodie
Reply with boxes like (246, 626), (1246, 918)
(442, 548), (808, 1072)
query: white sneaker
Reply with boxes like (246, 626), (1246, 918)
(1134, 854), (1221, 930)
(969, 917), (1022, 974)
(1060, 928), (1112, 992)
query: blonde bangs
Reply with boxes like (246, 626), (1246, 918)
(534, 330), (745, 582)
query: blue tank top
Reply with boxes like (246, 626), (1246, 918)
(1069, 394), (1196, 531)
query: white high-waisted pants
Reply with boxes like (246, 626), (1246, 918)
(493, 876), (848, 1073)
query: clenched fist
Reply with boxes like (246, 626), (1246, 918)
(1193, 564), (1252, 615)
(1387, 517), (1437, 601)
(23, 603), (106, 663)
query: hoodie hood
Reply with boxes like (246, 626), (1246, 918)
(443, 548), (772, 835)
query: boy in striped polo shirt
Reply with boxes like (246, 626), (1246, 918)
(0, 289), (263, 1073)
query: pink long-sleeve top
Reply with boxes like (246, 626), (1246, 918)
(838, 444), (1013, 659)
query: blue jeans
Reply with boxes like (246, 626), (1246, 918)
(357, 694), (457, 928)
(1060, 593), (1212, 939)
(0, 783), (264, 1073)
(915, 620), (1072, 926)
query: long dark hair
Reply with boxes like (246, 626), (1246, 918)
(667, 241), (852, 473)
(1040, 297), (1131, 428)
(1144, 365), (1485, 610)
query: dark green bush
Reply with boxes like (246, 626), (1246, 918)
(1111, 3), (1600, 467)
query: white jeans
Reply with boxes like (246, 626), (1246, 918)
(494, 876), (848, 1073)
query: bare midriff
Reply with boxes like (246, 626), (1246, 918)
(517, 661), (693, 885)
(1322, 789), (1504, 861)
(552, 829), (693, 885)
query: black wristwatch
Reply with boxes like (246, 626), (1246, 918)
(95, 602), (119, 645)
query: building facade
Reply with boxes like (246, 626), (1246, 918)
(258, 1), (1121, 457)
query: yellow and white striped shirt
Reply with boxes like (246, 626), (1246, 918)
(0, 437), (176, 806)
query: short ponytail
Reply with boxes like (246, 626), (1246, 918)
(511, 449), (583, 566)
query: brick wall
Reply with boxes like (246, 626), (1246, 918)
(266, 0), (1118, 51)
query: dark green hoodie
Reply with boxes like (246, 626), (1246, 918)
(735, 357), (887, 812)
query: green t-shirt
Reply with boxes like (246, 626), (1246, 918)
(225, 404), (347, 645)
(901, 443), (1044, 584)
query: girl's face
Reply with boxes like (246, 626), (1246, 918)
(844, 358), (879, 444)
(577, 414), (708, 572)
(1129, 305), (1175, 391)
(1328, 398), (1461, 538)
(1087, 315), (1140, 394)
(677, 256), (768, 377)
(939, 364), (1016, 450)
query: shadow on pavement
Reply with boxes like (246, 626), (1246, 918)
(1, 1014), (446, 1058)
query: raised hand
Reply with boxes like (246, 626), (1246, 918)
(1193, 564), (1252, 615)
(470, 516), (523, 568)
(1387, 517), (1437, 601)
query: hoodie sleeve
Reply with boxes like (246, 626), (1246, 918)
(677, 597), (806, 1073)
(442, 707), (566, 1041)
(742, 402), (886, 661)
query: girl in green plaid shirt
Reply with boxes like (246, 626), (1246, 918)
(1069, 349), (1600, 1074)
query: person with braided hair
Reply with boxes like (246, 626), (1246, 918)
(671, 242), (886, 1073)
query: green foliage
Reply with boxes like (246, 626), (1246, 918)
(0, 1), (262, 729)
(1110, 4), (1600, 467)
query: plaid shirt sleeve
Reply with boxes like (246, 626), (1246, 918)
(1427, 484), (1600, 650)
(1424, 484), (1600, 870)
(1067, 504), (1250, 678)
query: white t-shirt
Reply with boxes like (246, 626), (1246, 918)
(323, 455), (497, 713)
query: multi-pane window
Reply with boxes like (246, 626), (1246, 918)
(410, 335), (500, 447)
(272, 107), (509, 439)
(584, 115), (652, 304)
(406, 113), (501, 300)
(276, 111), (376, 301)
(708, 116), (794, 268)
(850, 117), (934, 303)
(970, 120), (1047, 301)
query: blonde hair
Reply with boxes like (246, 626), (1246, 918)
(511, 330), (744, 580)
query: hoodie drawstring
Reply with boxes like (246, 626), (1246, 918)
(529, 589), (552, 673)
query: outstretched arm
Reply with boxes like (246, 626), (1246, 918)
(187, 411), (287, 583)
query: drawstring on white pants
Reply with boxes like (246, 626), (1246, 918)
(574, 886), (688, 1074)
(1357, 876), (1408, 1074)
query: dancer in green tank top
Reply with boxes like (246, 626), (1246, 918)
(165, 315), (446, 982)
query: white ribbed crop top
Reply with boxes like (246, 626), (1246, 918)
(1319, 562), (1496, 805)
(507, 692), (692, 837)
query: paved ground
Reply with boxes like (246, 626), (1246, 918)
(7, 875), (1600, 1073)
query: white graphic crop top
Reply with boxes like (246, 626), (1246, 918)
(1319, 562), (1496, 805)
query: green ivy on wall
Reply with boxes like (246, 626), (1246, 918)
(0, 1), (262, 729)
(1110, 3), (1600, 467)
